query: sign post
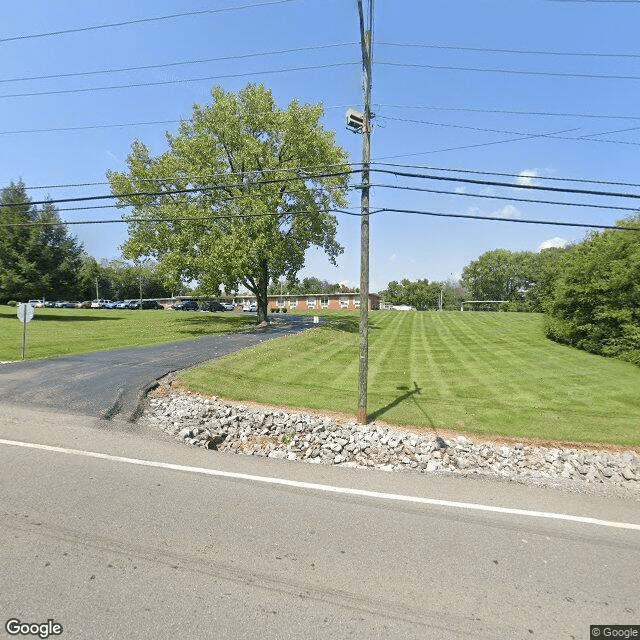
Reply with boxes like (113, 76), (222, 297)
(17, 303), (34, 360)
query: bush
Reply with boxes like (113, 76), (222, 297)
(282, 307), (287, 313)
(7, 301), (18, 307)
(545, 214), (640, 366)
(270, 308), (276, 313)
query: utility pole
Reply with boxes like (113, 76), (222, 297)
(357, 0), (373, 424)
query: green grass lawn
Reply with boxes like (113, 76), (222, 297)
(179, 311), (640, 447)
(0, 306), (254, 360)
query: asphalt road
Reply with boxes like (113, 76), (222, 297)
(1, 316), (639, 639)
(0, 315), (313, 422)
(1, 407), (639, 640)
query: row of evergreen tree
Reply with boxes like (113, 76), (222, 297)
(0, 181), (175, 304)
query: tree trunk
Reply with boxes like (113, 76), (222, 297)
(256, 261), (269, 324)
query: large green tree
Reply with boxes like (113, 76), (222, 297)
(544, 215), (640, 365)
(0, 181), (83, 303)
(460, 248), (570, 311)
(461, 249), (533, 305)
(107, 84), (350, 323)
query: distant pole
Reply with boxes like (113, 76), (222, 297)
(357, 0), (373, 424)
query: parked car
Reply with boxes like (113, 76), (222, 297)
(200, 300), (225, 312)
(243, 302), (257, 312)
(221, 302), (235, 311)
(55, 301), (77, 308)
(91, 299), (112, 308)
(77, 301), (92, 309)
(128, 299), (164, 310)
(27, 299), (44, 308)
(116, 300), (133, 309)
(172, 300), (199, 311)
(104, 300), (123, 309)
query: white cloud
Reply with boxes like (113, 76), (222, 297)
(491, 204), (521, 219)
(389, 253), (397, 262)
(538, 237), (568, 251)
(517, 170), (538, 187)
(455, 186), (466, 194)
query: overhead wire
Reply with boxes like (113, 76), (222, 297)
(0, 43), (357, 85)
(370, 162), (640, 188)
(378, 61), (640, 82)
(0, 1), (298, 44)
(374, 208), (640, 231)
(375, 103), (640, 122)
(368, 183), (640, 213)
(377, 41), (640, 59)
(378, 115), (640, 147)
(0, 62), (359, 100)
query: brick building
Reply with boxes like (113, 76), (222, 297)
(238, 292), (380, 311)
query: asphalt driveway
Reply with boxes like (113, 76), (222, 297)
(0, 316), (314, 423)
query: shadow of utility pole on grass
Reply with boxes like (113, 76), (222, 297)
(369, 381), (436, 428)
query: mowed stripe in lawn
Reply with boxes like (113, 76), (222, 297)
(179, 312), (640, 446)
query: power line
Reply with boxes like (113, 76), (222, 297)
(0, 207), (362, 228)
(17, 163), (357, 191)
(370, 183), (640, 213)
(0, 120), (182, 137)
(378, 41), (640, 59)
(372, 168), (640, 200)
(379, 115), (640, 147)
(0, 62), (358, 100)
(376, 102), (640, 122)
(18, 161), (640, 194)
(0, 105), (352, 137)
(0, 1), (298, 44)
(371, 162), (640, 188)
(0, 170), (357, 208)
(378, 61), (640, 82)
(0, 43), (356, 84)
(3, 207), (638, 233)
(375, 208), (640, 232)
(8, 167), (640, 203)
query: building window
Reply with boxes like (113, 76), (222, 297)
(289, 297), (297, 309)
(354, 297), (360, 309)
(277, 297), (284, 308)
(307, 296), (316, 309)
(340, 296), (349, 308)
(321, 296), (329, 308)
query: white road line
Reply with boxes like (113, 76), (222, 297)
(1, 437), (639, 532)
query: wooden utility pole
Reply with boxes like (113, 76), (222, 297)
(357, 0), (373, 424)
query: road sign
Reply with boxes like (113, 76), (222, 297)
(17, 303), (34, 360)
(17, 303), (34, 323)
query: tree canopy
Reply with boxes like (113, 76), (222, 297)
(460, 247), (569, 311)
(0, 180), (84, 303)
(379, 278), (465, 311)
(544, 215), (640, 365)
(107, 84), (350, 323)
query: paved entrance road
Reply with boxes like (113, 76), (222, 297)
(0, 316), (313, 422)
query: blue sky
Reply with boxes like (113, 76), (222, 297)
(1, 0), (639, 293)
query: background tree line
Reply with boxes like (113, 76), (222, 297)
(378, 278), (466, 311)
(458, 213), (640, 365)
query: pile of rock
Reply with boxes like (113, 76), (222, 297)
(142, 391), (639, 488)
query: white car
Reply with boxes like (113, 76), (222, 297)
(221, 302), (235, 311)
(27, 299), (44, 308)
(243, 302), (257, 312)
(91, 299), (112, 308)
